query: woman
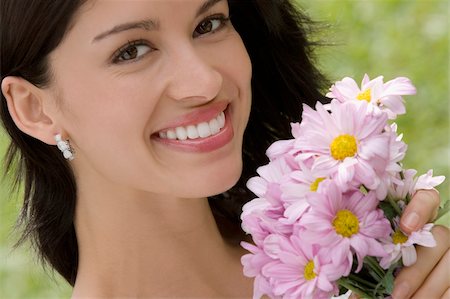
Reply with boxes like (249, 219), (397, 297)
(0, 0), (448, 298)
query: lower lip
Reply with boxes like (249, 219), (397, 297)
(152, 108), (234, 153)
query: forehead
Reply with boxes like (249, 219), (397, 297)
(75, 0), (224, 26)
(65, 0), (226, 43)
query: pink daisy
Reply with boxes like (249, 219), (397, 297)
(415, 169), (445, 191)
(280, 159), (331, 224)
(326, 74), (416, 119)
(241, 206), (293, 247)
(388, 169), (445, 200)
(241, 211), (274, 246)
(375, 123), (408, 199)
(242, 158), (296, 243)
(379, 218), (436, 268)
(388, 169), (418, 200)
(262, 235), (343, 299)
(294, 100), (390, 195)
(385, 123), (407, 174)
(265, 138), (296, 162)
(265, 123), (305, 166)
(246, 157), (294, 207)
(299, 181), (391, 273)
(281, 159), (331, 203)
(240, 242), (279, 299)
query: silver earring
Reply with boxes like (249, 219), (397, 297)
(55, 134), (74, 161)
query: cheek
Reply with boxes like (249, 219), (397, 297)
(59, 71), (159, 136)
(55, 77), (162, 179)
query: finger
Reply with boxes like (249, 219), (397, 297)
(442, 287), (450, 299)
(400, 189), (440, 234)
(411, 248), (449, 299)
(392, 226), (450, 299)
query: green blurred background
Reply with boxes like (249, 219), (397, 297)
(1, 0), (448, 298)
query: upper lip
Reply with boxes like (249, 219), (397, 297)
(154, 101), (229, 134)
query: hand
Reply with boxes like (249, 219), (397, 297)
(399, 189), (440, 234)
(349, 189), (447, 299)
(392, 189), (450, 299)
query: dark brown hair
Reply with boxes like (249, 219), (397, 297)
(1, 0), (327, 286)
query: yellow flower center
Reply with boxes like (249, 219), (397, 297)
(310, 177), (326, 192)
(392, 229), (408, 244)
(357, 88), (371, 102)
(303, 260), (316, 280)
(333, 209), (360, 238)
(330, 134), (358, 161)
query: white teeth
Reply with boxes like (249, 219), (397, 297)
(186, 125), (199, 139)
(166, 130), (177, 140)
(158, 111), (226, 141)
(197, 122), (211, 138)
(175, 127), (187, 140)
(218, 112), (225, 128)
(209, 118), (220, 134)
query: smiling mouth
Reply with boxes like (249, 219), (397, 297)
(157, 111), (226, 141)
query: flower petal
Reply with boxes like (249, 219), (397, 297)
(401, 245), (417, 266)
(383, 77), (416, 96)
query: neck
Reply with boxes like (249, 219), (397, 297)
(71, 179), (251, 298)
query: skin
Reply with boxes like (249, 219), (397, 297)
(393, 190), (449, 299)
(0, 0), (448, 298)
(350, 190), (449, 299)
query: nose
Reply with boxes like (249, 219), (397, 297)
(164, 45), (223, 104)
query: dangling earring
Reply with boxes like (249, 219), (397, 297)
(55, 134), (74, 161)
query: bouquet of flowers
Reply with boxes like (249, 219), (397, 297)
(240, 75), (446, 299)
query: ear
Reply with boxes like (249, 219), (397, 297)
(1, 76), (58, 145)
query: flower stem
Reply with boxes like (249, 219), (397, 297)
(365, 256), (386, 279)
(338, 278), (372, 299)
(436, 200), (450, 221)
(360, 185), (369, 194)
(399, 170), (412, 203)
(348, 274), (378, 288)
(387, 196), (402, 216)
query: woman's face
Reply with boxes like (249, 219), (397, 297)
(49, 0), (252, 198)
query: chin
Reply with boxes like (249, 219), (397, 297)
(205, 147), (244, 196)
(178, 158), (243, 199)
(209, 165), (243, 196)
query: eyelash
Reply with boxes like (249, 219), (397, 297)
(111, 13), (230, 64)
(193, 13), (230, 38)
(111, 39), (152, 64)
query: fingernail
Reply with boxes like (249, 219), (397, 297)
(402, 211), (419, 231)
(392, 282), (410, 299)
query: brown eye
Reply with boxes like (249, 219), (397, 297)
(196, 19), (214, 34)
(113, 41), (152, 64)
(193, 15), (229, 38)
(121, 46), (139, 60)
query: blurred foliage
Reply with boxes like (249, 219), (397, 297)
(0, 130), (72, 298)
(0, 0), (448, 298)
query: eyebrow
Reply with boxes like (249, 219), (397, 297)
(92, 0), (223, 43)
(196, 0), (223, 17)
(92, 19), (158, 43)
